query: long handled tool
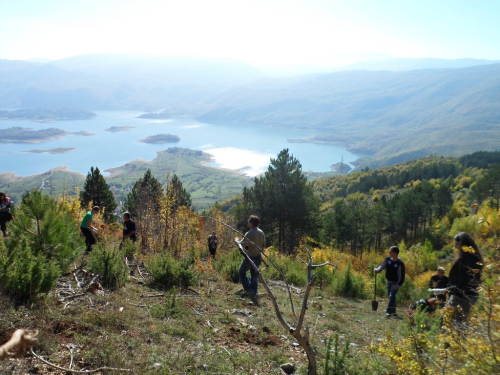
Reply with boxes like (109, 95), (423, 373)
(372, 273), (379, 311)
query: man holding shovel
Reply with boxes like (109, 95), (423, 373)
(235, 215), (265, 303)
(374, 246), (405, 317)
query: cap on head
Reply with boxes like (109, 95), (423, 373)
(92, 206), (100, 212)
(437, 267), (445, 272)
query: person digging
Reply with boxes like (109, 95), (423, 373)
(234, 215), (265, 305)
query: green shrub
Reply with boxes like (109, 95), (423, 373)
(314, 265), (335, 289)
(0, 238), (60, 300)
(213, 247), (242, 283)
(8, 190), (80, 269)
(150, 287), (187, 319)
(283, 261), (308, 286)
(397, 277), (417, 305)
(331, 263), (367, 299)
(324, 334), (350, 375)
(261, 251), (308, 286)
(147, 252), (198, 289)
(449, 215), (482, 239)
(88, 243), (128, 289)
(121, 239), (137, 259)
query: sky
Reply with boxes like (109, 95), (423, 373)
(1, 0), (499, 70)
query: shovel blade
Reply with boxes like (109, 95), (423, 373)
(372, 300), (379, 311)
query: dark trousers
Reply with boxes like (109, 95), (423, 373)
(0, 212), (12, 234)
(81, 227), (96, 253)
(386, 282), (400, 314)
(446, 294), (478, 324)
(239, 255), (262, 295)
(209, 246), (217, 258)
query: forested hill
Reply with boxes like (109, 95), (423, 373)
(313, 151), (500, 204)
(197, 64), (500, 168)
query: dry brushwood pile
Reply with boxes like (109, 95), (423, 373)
(0, 250), (403, 375)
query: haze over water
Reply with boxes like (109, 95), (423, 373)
(0, 111), (360, 177)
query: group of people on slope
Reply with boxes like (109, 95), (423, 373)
(80, 206), (136, 253)
(5, 193), (484, 325)
(374, 232), (483, 325)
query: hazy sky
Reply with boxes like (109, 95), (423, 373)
(1, 0), (499, 68)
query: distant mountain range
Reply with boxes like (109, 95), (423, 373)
(1, 54), (499, 168)
(196, 63), (500, 167)
(0, 54), (265, 110)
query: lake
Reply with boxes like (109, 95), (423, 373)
(0, 110), (360, 177)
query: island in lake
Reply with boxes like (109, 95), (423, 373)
(23, 148), (76, 154)
(0, 127), (95, 143)
(138, 134), (180, 144)
(105, 126), (134, 132)
(0, 108), (97, 122)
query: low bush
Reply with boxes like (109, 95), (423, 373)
(331, 263), (367, 299)
(0, 238), (60, 301)
(88, 243), (129, 289)
(147, 252), (198, 289)
(213, 247), (241, 283)
(121, 239), (137, 259)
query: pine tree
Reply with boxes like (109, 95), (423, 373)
(124, 169), (163, 218)
(124, 169), (164, 249)
(1, 190), (80, 300)
(168, 174), (192, 210)
(80, 167), (116, 222)
(239, 148), (320, 254)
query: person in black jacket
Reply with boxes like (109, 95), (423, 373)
(122, 212), (136, 243)
(208, 231), (218, 259)
(447, 232), (483, 323)
(374, 246), (405, 316)
(429, 267), (449, 303)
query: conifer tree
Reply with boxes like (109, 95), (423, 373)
(168, 174), (192, 210)
(124, 169), (163, 218)
(239, 148), (320, 253)
(1, 190), (79, 300)
(124, 169), (164, 249)
(80, 166), (116, 222)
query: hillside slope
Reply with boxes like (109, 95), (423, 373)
(197, 64), (500, 166)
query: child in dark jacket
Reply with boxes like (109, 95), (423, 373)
(374, 246), (405, 316)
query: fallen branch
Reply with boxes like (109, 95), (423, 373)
(0, 329), (38, 360)
(31, 349), (131, 373)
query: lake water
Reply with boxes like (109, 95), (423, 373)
(0, 110), (360, 177)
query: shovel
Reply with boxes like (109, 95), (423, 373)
(372, 273), (379, 311)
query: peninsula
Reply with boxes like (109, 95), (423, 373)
(0, 108), (97, 122)
(22, 148), (76, 154)
(0, 127), (95, 143)
(138, 134), (180, 144)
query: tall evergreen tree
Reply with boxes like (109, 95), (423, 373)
(80, 167), (116, 222)
(124, 169), (163, 218)
(168, 174), (192, 210)
(239, 149), (320, 254)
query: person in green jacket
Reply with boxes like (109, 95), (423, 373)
(80, 206), (100, 253)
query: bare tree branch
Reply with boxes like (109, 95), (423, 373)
(31, 350), (131, 373)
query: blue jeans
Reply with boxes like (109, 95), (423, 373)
(239, 255), (262, 295)
(386, 282), (400, 314)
